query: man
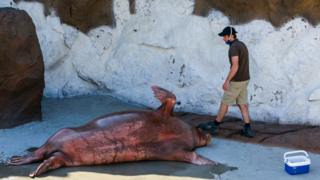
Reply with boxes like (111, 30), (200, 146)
(199, 26), (254, 138)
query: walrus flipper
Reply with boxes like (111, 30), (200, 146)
(151, 85), (176, 117)
(29, 152), (70, 178)
(8, 146), (47, 165)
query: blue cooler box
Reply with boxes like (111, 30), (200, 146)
(284, 150), (311, 175)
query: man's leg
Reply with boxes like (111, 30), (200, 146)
(238, 104), (254, 137)
(216, 102), (229, 122)
(238, 104), (250, 124)
(198, 81), (239, 133)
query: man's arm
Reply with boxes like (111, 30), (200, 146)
(223, 56), (239, 90)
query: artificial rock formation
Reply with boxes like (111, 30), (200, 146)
(17, 0), (320, 32)
(84, 0), (320, 27)
(14, 0), (115, 33)
(4, 0), (320, 125)
(0, 8), (44, 128)
(193, 0), (320, 27)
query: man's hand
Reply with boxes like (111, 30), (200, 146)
(223, 56), (239, 91)
(223, 81), (230, 91)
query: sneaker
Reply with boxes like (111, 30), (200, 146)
(241, 126), (255, 138)
(197, 122), (218, 135)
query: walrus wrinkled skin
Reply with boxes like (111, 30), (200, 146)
(8, 86), (214, 177)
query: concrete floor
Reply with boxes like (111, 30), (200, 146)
(0, 96), (319, 180)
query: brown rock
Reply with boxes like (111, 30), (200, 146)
(14, 0), (320, 29)
(14, 0), (115, 33)
(0, 8), (44, 129)
(193, 0), (320, 27)
(129, 0), (136, 14)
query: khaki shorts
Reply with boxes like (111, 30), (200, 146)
(222, 80), (249, 105)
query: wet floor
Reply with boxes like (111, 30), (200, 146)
(1, 95), (319, 180)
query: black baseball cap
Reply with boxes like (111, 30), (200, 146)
(218, 26), (237, 36)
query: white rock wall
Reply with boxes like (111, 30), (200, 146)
(2, 0), (320, 125)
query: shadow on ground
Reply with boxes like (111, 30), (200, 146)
(0, 161), (237, 179)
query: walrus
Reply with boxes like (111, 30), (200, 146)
(8, 86), (214, 177)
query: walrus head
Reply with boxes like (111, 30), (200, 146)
(195, 127), (212, 147)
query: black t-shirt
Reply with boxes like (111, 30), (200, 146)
(228, 39), (250, 82)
